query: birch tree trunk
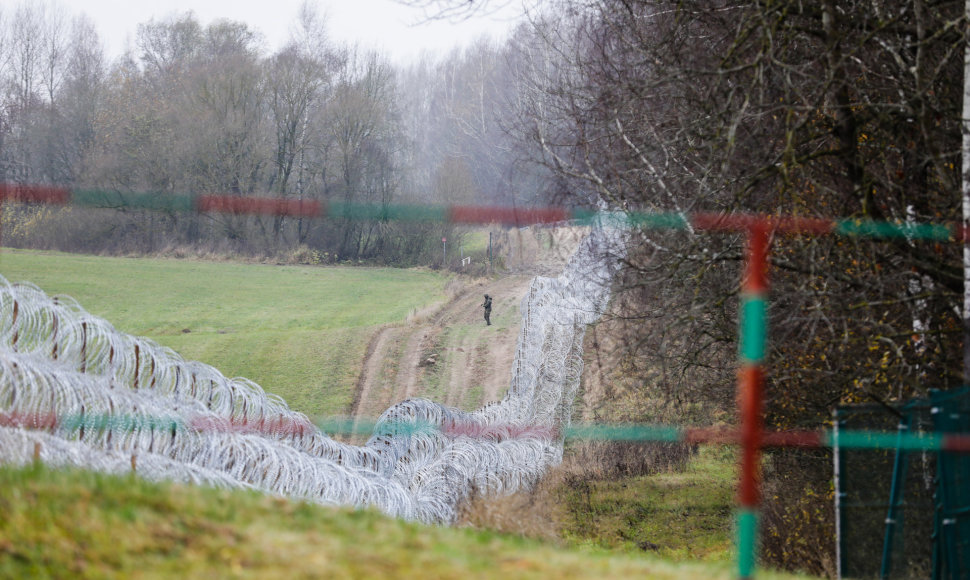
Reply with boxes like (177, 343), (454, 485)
(963, 0), (970, 381)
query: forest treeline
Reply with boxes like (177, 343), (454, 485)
(0, 2), (547, 264)
(4, 0), (968, 575)
(513, 1), (965, 575)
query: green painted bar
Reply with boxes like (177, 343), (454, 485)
(834, 219), (954, 241)
(328, 201), (448, 222)
(314, 418), (438, 437)
(739, 295), (767, 363)
(626, 211), (689, 230)
(566, 209), (636, 229)
(375, 422), (440, 437)
(570, 209), (599, 225)
(73, 189), (197, 213)
(60, 414), (182, 431)
(736, 508), (759, 578)
(314, 417), (371, 435)
(564, 424), (684, 442)
(823, 429), (943, 451)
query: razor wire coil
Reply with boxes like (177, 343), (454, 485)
(0, 215), (627, 523)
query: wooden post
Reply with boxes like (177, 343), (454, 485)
(11, 299), (18, 351)
(488, 231), (492, 275)
(51, 301), (58, 360)
(133, 343), (140, 388)
(80, 322), (87, 373)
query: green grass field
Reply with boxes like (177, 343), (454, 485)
(0, 249), (449, 417)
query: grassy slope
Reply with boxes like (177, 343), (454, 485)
(559, 446), (736, 562)
(0, 249), (448, 416)
(0, 465), (816, 580)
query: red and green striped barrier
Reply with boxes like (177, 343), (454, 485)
(1, 183), (969, 239)
(5, 411), (969, 452)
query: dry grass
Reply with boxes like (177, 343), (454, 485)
(563, 440), (694, 480)
(457, 467), (569, 543)
(457, 441), (697, 543)
(456, 445), (754, 566)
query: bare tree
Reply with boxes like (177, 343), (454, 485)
(509, 1), (966, 573)
(47, 14), (106, 185)
(5, 2), (45, 183)
(326, 50), (405, 259)
(265, 3), (343, 243)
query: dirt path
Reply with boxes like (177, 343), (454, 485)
(351, 274), (532, 422)
(350, 226), (587, 424)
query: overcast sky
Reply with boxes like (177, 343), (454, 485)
(44, 0), (527, 65)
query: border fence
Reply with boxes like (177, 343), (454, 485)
(1, 183), (970, 578)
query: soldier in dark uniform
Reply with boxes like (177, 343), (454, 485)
(482, 294), (492, 325)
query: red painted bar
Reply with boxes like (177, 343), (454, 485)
(448, 205), (570, 226)
(188, 415), (315, 436)
(691, 212), (758, 231)
(0, 411), (59, 429)
(942, 434), (970, 452)
(0, 183), (71, 205)
(738, 365), (766, 508)
(685, 427), (823, 448)
(954, 224), (970, 243)
(685, 426), (738, 445)
(692, 212), (835, 235)
(743, 222), (771, 293)
(197, 195), (323, 218)
(761, 430), (824, 448)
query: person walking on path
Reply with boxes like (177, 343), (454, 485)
(482, 294), (492, 326)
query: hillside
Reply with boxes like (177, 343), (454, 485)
(0, 464), (816, 580)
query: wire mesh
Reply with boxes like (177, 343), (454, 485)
(931, 388), (970, 578)
(836, 404), (936, 579)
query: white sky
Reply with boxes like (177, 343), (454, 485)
(46, 0), (527, 65)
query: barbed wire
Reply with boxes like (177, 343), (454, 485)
(0, 213), (628, 523)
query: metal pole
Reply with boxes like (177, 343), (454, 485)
(880, 416), (911, 579)
(737, 222), (770, 579)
